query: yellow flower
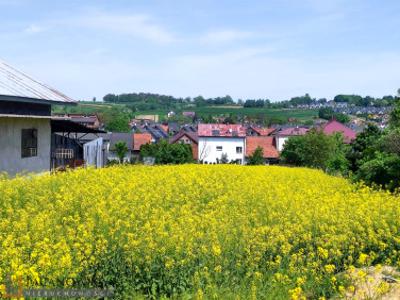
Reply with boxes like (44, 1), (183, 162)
(324, 264), (335, 274)
(211, 244), (221, 257)
(357, 253), (369, 265)
(0, 165), (399, 298)
(214, 265), (222, 273)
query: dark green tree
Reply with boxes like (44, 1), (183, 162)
(318, 107), (350, 123)
(346, 124), (382, 171)
(102, 107), (131, 132)
(140, 140), (193, 164)
(355, 152), (400, 192)
(114, 141), (128, 163)
(389, 99), (400, 128)
(281, 130), (348, 174)
(247, 147), (265, 165)
(379, 128), (400, 155)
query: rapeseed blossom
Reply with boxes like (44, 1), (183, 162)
(0, 165), (399, 298)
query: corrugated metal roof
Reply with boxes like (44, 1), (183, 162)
(0, 114), (53, 119)
(0, 58), (76, 104)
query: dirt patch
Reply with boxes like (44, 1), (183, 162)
(338, 266), (400, 299)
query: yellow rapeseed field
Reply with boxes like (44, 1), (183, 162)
(0, 165), (399, 299)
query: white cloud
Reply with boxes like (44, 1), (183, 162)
(72, 12), (175, 44)
(24, 24), (45, 34)
(198, 29), (256, 44)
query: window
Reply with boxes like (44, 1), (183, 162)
(236, 146), (243, 154)
(216, 146), (223, 151)
(21, 129), (38, 158)
(237, 159), (242, 164)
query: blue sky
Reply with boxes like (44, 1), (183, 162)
(0, 0), (399, 101)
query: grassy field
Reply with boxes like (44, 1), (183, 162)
(53, 102), (318, 123)
(1, 165), (399, 299)
(189, 106), (317, 120)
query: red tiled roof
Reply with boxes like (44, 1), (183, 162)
(246, 136), (279, 158)
(250, 126), (276, 136)
(198, 124), (246, 137)
(278, 127), (309, 136)
(133, 133), (152, 151)
(322, 120), (356, 143)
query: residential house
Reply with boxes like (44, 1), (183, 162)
(275, 126), (309, 152)
(321, 119), (357, 143)
(108, 133), (134, 162)
(198, 124), (246, 164)
(182, 124), (197, 133)
(170, 130), (198, 160)
(135, 114), (159, 122)
(245, 136), (279, 164)
(246, 125), (276, 136)
(0, 59), (76, 175)
(132, 122), (168, 142)
(167, 122), (180, 135)
(133, 133), (153, 157)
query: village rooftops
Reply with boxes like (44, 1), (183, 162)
(277, 126), (309, 136)
(170, 130), (198, 144)
(198, 124), (246, 137)
(248, 125), (276, 136)
(321, 119), (356, 143)
(0, 59), (76, 105)
(133, 133), (152, 151)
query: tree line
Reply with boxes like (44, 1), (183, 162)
(103, 91), (399, 111)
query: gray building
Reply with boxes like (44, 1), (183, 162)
(0, 59), (76, 176)
(108, 132), (134, 163)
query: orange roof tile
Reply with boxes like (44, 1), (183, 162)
(133, 133), (152, 151)
(250, 126), (276, 136)
(246, 136), (279, 158)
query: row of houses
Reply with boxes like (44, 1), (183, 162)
(120, 120), (355, 165)
(194, 120), (356, 164)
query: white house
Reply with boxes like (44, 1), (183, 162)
(198, 124), (246, 164)
(275, 126), (309, 152)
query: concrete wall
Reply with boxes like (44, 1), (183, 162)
(107, 150), (133, 163)
(198, 137), (245, 164)
(276, 136), (288, 152)
(0, 117), (51, 176)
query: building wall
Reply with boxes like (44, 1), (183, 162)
(276, 136), (289, 152)
(0, 117), (51, 176)
(198, 137), (245, 164)
(107, 150), (133, 163)
(174, 135), (198, 160)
